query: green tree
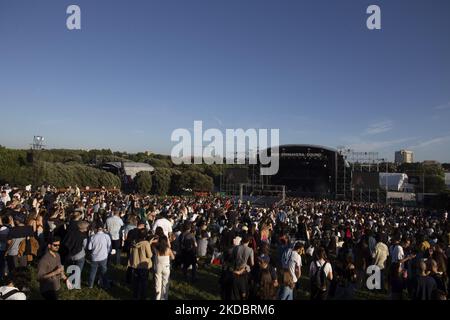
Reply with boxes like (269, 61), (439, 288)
(151, 168), (172, 195)
(172, 170), (213, 194)
(400, 162), (447, 193)
(134, 171), (153, 194)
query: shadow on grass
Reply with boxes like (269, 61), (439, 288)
(27, 260), (389, 300)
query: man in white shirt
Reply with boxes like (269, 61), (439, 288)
(282, 242), (303, 284)
(390, 237), (415, 269)
(0, 190), (10, 206)
(152, 213), (173, 237)
(390, 236), (407, 264)
(391, 242), (404, 264)
(88, 224), (111, 289)
(106, 210), (124, 265)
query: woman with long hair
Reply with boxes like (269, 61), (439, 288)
(154, 235), (174, 300)
(256, 269), (277, 300)
(309, 247), (333, 300)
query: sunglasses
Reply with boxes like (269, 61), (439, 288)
(52, 244), (60, 247)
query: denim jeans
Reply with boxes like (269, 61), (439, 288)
(279, 286), (293, 300)
(88, 259), (108, 288)
(73, 257), (85, 274)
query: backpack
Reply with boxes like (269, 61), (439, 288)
(0, 289), (21, 300)
(311, 261), (328, 292)
(180, 233), (195, 252)
(281, 248), (293, 269)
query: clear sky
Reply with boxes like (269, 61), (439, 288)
(1, 0), (449, 161)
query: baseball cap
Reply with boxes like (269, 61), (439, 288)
(258, 254), (270, 263)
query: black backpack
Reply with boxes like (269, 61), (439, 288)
(311, 261), (328, 292)
(180, 233), (195, 252)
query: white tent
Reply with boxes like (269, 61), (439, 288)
(379, 173), (408, 191)
(104, 161), (154, 180)
(122, 162), (154, 179)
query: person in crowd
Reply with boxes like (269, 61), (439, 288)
(414, 259), (437, 300)
(278, 269), (295, 300)
(250, 254), (278, 299)
(232, 234), (254, 274)
(0, 215), (11, 281)
(231, 263), (249, 300)
(1, 190), (11, 206)
(106, 209), (124, 265)
(152, 211), (173, 238)
(281, 242), (303, 291)
(372, 233), (389, 291)
(1, 183), (450, 302)
(5, 213), (34, 272)
(334, 254), (357, 300)
(180, 222), (198, 281)
(389, 261), (407, 300)
(197, 229), (209, 258)
(309, 247), (333, 300)
(63, 221), (89, 273)
(124, 218), (146, 284)
(256, 268), (277, 300)
(128, 228), (153, 300)
(0, 268), (29, 300)
(154, 235), (175, 300)
(87, 223), (111, 289)
(428, 258), (448, 298)
(37, 236), (67, 300)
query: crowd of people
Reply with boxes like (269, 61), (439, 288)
(0, 183), (449, 300)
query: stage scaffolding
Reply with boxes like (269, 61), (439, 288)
(337, 147), (388, 203)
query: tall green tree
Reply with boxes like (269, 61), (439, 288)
(134, 171), (153, 194)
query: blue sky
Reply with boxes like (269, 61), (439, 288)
(0, 0), (449, 161)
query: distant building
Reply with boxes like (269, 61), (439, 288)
(445, 173), (450, 189)
(395, 150), (413, 164)
(422, 160), (440, 166)
(102, 161), (155, 184)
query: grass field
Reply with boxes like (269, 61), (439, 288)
(25, 259), (388, 300)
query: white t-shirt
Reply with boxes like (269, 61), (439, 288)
(288, 251), (302, 283)
(391, 244), (404, 263)
(152, 218), (173, 237)
(0, 286), (26, 300)
(1, 195), (10, 205)
(309, 259), (332, 279)
(106, 215), (124, 241)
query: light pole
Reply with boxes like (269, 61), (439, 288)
(422, 169), (425, 207)
(385, 159), (388, 205)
